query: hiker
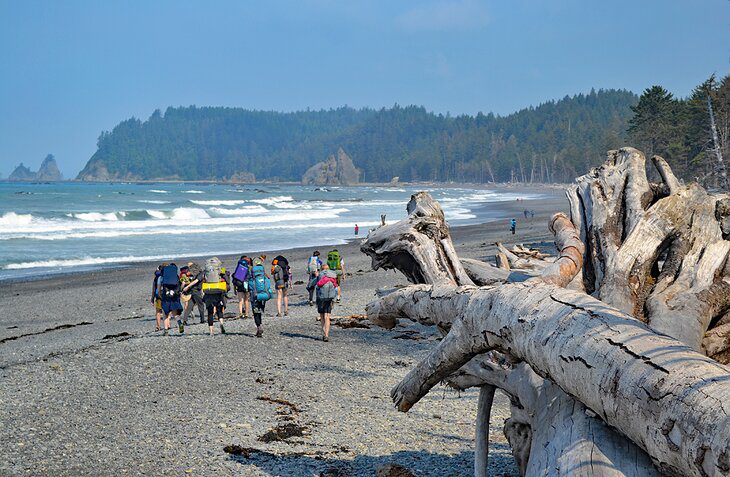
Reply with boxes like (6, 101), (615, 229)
(248, 257), (273, 337)
(232, 255), (252, 319)
(316, 263), (338, 342)
(306, 251), (323, 305)
(151, 264), (165, 331)
(354, 224), (359, 236)
(202, 257), (229, 336)
(510, 218), (517, 235)
(272, 255), (291, 317)
(182, 261), (206, 324)
(157, 263), (183, 335)
(179, 265), (192, 325)
(523, 209), (529, 219)
(327, 249), (345, 303)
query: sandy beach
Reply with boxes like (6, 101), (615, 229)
(0, 187), (568, 477)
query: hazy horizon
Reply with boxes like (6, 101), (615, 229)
(1, 0), (729, 177)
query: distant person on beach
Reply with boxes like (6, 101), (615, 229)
(151, 264), (165, 331)
(523, 209), (529, 219)
(316, 264), (339, 342)
(202, 257), (229, 336)
(157, 263), (184, 335)
(327, 249), (345, 303)
(530, 210), (535, 218)
(232, 255), (252, 319)
(179, 265), (192, 325)
(249, 257), (273, 337)
(272, 255), (291, 317)
(354, 224), (359, 236)
(182, 261), (206, 324)
(306, 251), (323, 306)
(510, 218), (517, 235)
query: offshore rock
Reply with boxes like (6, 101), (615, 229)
(35, 155), (63, 181)
(302, 148), (360, 186)
(8, 163), (36, 181)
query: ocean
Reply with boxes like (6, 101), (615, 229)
(0, 182), (540, 281)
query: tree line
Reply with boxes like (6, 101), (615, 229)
(79, 89), (642, 183)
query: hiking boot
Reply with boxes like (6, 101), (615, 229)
(308, 300), (314, 306)
(220, 324), (226, 334)
(163, 329), (169, 336)
(336, 297), (341, 304)
(276, 312), (282, 317)
(178, 321), (184, 334)
(284, 310), (289, 316)
(238, 313), (243, 319)
(323, 336), (329, 342)
(255, 329), (263, 338)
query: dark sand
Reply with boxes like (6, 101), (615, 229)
(0, 187), (568, 476)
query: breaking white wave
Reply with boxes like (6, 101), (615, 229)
(191, 199), (247, 206)
(0, 212), (34, 226)
(4, 255), (169, 270)
(145, 207), (211, 220)
(68, 212), (123, 222)
(138, 199), (170, 204)
(183, 190), (205, 194)
(149, 189), (169, 194)
(210, 205), (268, 216)
(249, 195), (294, 206)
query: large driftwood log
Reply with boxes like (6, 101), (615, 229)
(567, 148), (730, 362)
(362, 192), (659, 476)
(369, 284), (730, 477)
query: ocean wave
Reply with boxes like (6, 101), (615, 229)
(0, 212), (34, 226)
(68, 212), (123, 222)
(190, 199), (247, 206)
(249, 195), (294, 206)
(444, 207), (476, 220)
(145, 207), (211, 220)
(210, 205), (268, 216)
(138, 199), (170, 204)
(4, 255), (169, 270)
(183, 190), (205, 194)
(149, 189), (169, 194)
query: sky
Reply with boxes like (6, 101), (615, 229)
(1, 0), (729, 177)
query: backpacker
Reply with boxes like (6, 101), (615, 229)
(272, 255), (290, 283)
(203, 257), (226, 293)
(160, 264), (180, 299)
(317, 280), (337, 301)
(250, 264), (272, 301)
(232, 260), (249, 284)
(307, 256), (320, 275)
(327, 250), (341, 271)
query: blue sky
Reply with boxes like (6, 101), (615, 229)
(1, 0), (729, 177)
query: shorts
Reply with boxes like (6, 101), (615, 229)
(235, 281), (248, 293)
(317, 298), (334, 314)
(180, 294), (192, 304)
(161, 298), (183, 316)
(154, 299), (162, 311)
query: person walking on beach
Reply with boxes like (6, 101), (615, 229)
(316, 264), (338, 342)
(182, 261), (206, 324)
(306, 251), (322, 306)
(249, 257), (273, 337)
(232, 255), (251, 319)
(179, 265), (192, 326)
(327, 249), (345, 303)
(510, 218), (517, 235)
(157, 263), (184, 335)
(354, 224), (359, 237)
(272, 255), (291, 317)
(202, 257), (229, 336)
(151, 264), (165, 332)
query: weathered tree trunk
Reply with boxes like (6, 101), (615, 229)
(370, 283), (730, 477)
(362, 149), (730, 476)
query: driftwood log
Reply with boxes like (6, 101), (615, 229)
(361, 149), (730, 477)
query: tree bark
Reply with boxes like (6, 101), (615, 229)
(372, 283), (730, 477)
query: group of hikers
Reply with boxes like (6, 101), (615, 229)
(151, 249), (345, 341)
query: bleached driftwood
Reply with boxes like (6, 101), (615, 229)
(362, 148), (730, 477)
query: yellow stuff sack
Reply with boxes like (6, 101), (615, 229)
(202, 281), (227, 292)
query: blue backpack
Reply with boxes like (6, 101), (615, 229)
(249, 264), (272, 301)
(160, 264), (180, 299)
(232, 260), (249, 284)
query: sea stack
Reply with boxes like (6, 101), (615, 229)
(302, 148), (361, 186)
(35, 154), (63, 181)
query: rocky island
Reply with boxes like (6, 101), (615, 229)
(301, 148), (360, 186)
(8, 154), (63, 181)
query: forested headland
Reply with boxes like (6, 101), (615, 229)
(76, 78), (729, 185)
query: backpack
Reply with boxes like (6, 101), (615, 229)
(203, 257), (227, 293)
(307, 256), (320, 275)
(272, 255), (290, 283)
(160, 264), (180, 299)
(232, 260), (249, 284)
(327, 250), (341, 270)
(250, 264), (272, 301)
(317, 280), (337, 301)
